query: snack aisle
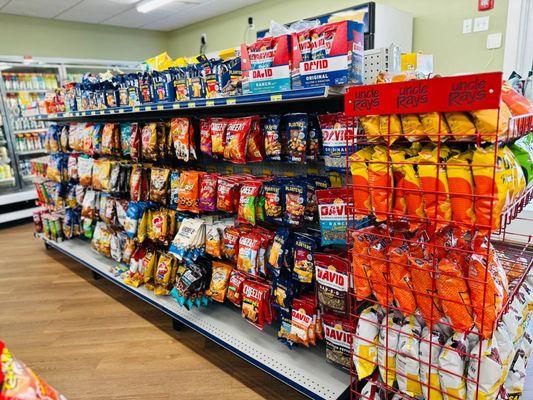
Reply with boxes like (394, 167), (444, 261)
(27, 18), (533, 400)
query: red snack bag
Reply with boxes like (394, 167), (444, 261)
(226, 269), (247, 306)
(289, 296), (318, 347)
(224, 117), (251, 163)
(247, 116), (264, 162)
(210, 118), (228, 158)
(236, 231), (262, 276)
(217, 176), (241, 213)
(199, 118), (212, 156)
(237, 180), (263, 225)
(223, 226), (241, 261)
(130, 123), (141, 160)
(242, 280), (264, 329)
(199, 173), (219, 212)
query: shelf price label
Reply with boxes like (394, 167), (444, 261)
(270, 94), (282, 102)
(226, 98), (236, 105)
(172, 103), (180, 109)
(118, 109), (124, 114)
(157, 105), (164, 111)
(225, 165), (234, 174)
(145, 106), (154, 111)
(206, 100), (215, 107)
(132, 106), (140, 112)
(242, 166), (252, 174)
(188, 102), (196, 108)
(90, 111), (97, 116)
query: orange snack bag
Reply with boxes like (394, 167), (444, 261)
(420, 112), (451, 142)
(368, 145), (393, 222)
(177, 170), (203, 213)
(446, 151), (476, 226)
(409, 244), (444, 325)
(436, 257), (474, 332)
(470, 102), (511, 143)
(351, 226), (380, 301)
(472, 145), (510, 230)
(349, 147), (374, 217)
(400, 158), (426, 230)
(444, 112), (476, 141)
(389, 240), (417, 315)
(468, 252), (506, 338)
(418, 146), (452, 232)
(378, 114), (401, 144)
(401, 114), (425, 142)
(501, 81), (533, 116)
(368, 237), (393, 307)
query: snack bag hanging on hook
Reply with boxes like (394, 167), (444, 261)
(368, 145), (393, 223)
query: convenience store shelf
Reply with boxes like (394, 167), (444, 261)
(39, 87), (343, 121)
(0, 188), (36, 205)
(13, 128), (48, 134)
(0, 206), (40, 224)
(17, 149), (47, 156)
(35, 234), (350, 400)
(6, 89), (49, 94)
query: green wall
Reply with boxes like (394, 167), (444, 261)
(0, 13), (168, 61)
(167, 0), (509, 75)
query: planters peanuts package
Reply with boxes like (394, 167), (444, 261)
(291, 20), (364, 88)
(241, 35), (291, 94)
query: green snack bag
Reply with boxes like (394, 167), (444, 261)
(510, 133), (533, 184)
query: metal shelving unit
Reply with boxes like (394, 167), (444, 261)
(36, 233), (350, 400)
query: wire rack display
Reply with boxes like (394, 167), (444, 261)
(343, 72), (533, 400)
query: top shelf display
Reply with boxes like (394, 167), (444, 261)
(38, 87), (343, 121)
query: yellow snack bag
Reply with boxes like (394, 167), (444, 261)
(400, 157), (426, 229)
(501, 146), (526, 200)
(420, 112), (451, 142)
(470, 102), (511, 143)
(360, 115), (380, 142)
(353, 305), (380, 379)
(472, 146), (510, 230)
(446, 151), (476, 226)
(445, 112), (477, 141)
(368, 145), (393, 222)
(349, 146), (374, 217)
(401, 114), (425, 142)
(418, 145), (452, 231)
(378, 114), (401, 144)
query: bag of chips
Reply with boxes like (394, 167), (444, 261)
(149, 167), (170, 205)
(223, 226), (241, 262)
(262, 180), (284, 224)
(130, 122), (141, 160)
(216, 175), (241, 213)
(368, 145), (393, 223)
(418, 145), (452, 231)
(237, 180), (263, 225)
(199, 118), (212, 156)
(396, 315), (423, 398)
(78, 156), (94, 187)
(264, 115), (283, 161)
(419, 327), (445, 400)
(141, 123), (158, 160)
(177, 171), (203, 213)
(171, 117), (192, 161)
(206, 261), (233, 302)
(353, 305), (380, 378)
(247, 115), (264, 162)
(472, 145), (510, 231)
(292, 233), (316, 284)
(401, 113), (425, 142)
(378, 114), (401, 144)
(351, 226), (380, 301)
(242, 280), (271, 330)
(471, 102), (511, 143)
(377, 313), (401, 387)
(267, 228), (290, 277)
(445, 112), (477, 141)
(446, 151), (476, 226)
(209, 118), (228, 158)
(285, 113), (307, 163)
(389, 240), (417, 315)
(368, 236), (394, 307)
(437, 257), (474, 332)
(501, 81), (533, 116)
(283, 179), (307, 227)
(438, 332), (468, 400)
(224, 117), (251, 163)
(349, 147), (374, 218)
(153, 252), (177, 295)
(237, 231), (262, 276)
(226, 269), (247, 306)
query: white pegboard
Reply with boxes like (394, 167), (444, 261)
(364, 45), (402, 85)
(37, 234), (350, 400)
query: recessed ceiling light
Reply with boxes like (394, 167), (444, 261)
(136, 0), (204, 13)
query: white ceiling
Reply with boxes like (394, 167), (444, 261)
(0, 0), (263, 31)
